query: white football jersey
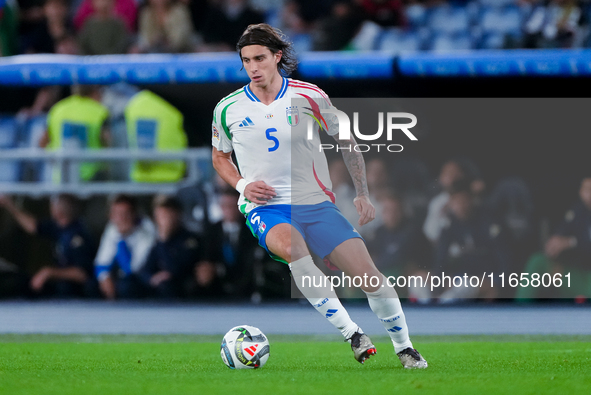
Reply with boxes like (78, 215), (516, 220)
(212, 77), (339, 214)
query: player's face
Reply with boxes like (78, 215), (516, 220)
(240, 45), (281, 88)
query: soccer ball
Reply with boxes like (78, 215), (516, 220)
(220, 325), (270, 369)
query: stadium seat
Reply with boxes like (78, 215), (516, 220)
(264, 6), (281, 31)
(477, 0), (517, 7)
(251, 0), (280, 12)
(478, 6), (524, 49)
(425, 4), (471, 35)
(480, 6), (522, 34)
(291, 33), (313, 54)
(350, 21), (383, 51)
(583, 3), (591, 47)
(427, 32), (474, 52)
(405, 4), (427, 30)
(377, 28), (423, 53)
(479, 32), (507, 50)
(0, 115), (22, 182)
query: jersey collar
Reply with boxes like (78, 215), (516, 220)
(244, 77), (288, 103)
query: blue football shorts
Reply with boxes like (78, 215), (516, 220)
(245, 201), (362, 264)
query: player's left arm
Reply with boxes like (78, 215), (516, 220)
(332, 133), (375, 226)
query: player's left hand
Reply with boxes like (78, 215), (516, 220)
(353, 195), (375, 227)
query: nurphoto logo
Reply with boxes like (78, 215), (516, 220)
(305, 105), (418, 153)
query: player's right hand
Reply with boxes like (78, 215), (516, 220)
(244, 180), (276, 205)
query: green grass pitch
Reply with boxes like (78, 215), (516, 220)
(1, 334), (590, 395)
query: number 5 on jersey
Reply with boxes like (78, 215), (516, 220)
(266, 128), (279, 152)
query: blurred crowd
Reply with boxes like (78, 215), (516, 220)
(0, 84), (190, 184)
(331, 156), (591, 303)
(1, 0), (590, 304)
(1, 155), (590, 302)
(2, 0), (591, 58)
(0, 186), (291, 301)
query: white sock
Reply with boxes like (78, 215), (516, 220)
(364, 275), (413, 353)
(290, 255), (360, 339)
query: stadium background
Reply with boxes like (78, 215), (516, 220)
(1, 1), (591, 302)
(1, 2), (591, 394)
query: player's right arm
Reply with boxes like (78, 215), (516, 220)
(211, 99), (276, 205)
(212, 148), (276, 205)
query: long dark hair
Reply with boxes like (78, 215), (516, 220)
(236, 24), (298, 76)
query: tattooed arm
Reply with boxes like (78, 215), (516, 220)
(332, 134), (375, 226)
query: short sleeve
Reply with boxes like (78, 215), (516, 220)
(212, 103), (233, 153)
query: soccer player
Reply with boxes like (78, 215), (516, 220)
(211, 23), (427, 369)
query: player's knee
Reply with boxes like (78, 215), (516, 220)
(361, 282), (381, 293)
(363, 258), (382, 278)
(284, 245), (292, 262)
(359, 268), (384, 293)
(290, 243), (310, 262)
(349, 261), (381, 282)
(280, 244), (309, 263)
(271, 243), (293, 263)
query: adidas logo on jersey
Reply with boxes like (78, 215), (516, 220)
(239, 117), (255, 127)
